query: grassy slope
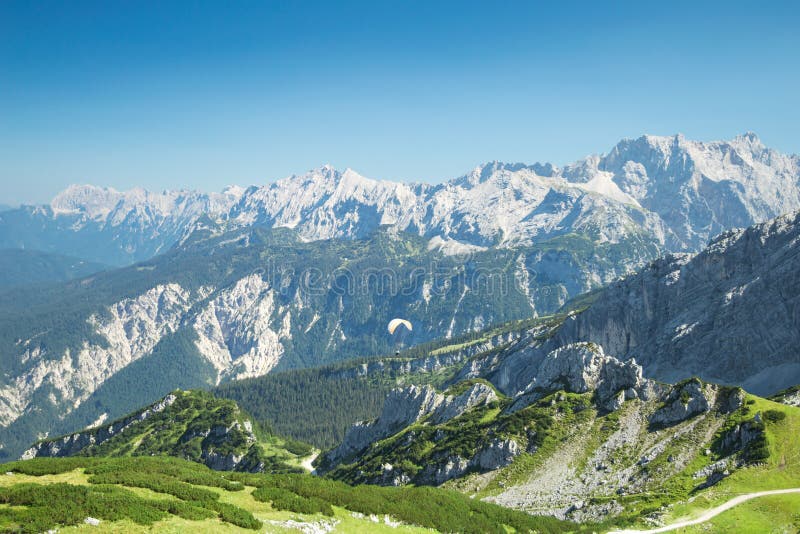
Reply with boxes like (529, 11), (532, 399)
(329, 379), (800, 533)
(675, 493), (800, 533)
(0, 457), (579, 533)
(629, 395), (800, 531)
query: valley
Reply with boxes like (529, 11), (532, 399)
(4, 3), (799, 530)
(1, 134), (799, 533)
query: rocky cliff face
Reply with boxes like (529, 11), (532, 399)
(0, 283), (197, 428)
(597, 133), (800, 250)
(504, 342), (653, 413)
(323, 382), (497, 466)
(554, 209), (800, 395)
(649, 378), (713, 427)
(193, 273), (291, 382)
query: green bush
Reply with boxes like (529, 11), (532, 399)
(253, 486), (334, 516)
(84, 456), (243, 491)
(0, 482), (170, 533)
(762, 409), (787, 423)
(209, 501), (262, 529)
(3, 457), (97, 476)
(86, 471), (220, 502)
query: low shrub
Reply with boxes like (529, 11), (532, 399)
(253, 486), (334, 516)
(762, 409), (786, 423)
(209, 501), (262, 529)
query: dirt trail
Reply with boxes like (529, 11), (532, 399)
(608, 488), (800, 533)
(300, 451), (319, 473)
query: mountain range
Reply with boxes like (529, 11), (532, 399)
(1, 133), (797, 266)
(2, 132), (800, 532)
(1, 132), (799, 463)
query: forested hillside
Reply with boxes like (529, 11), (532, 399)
(0, 249), (106, 290)
(0, 223), (635, 460)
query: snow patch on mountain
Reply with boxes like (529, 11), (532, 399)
(427, 236), (487, 255)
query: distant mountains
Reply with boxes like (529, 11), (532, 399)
(0, 249), (107, 291)
(1, 133), (797, 266)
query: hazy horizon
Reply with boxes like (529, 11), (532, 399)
(0, 130), (788, 207)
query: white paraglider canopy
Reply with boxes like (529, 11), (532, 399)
(387, 318), (413, 335)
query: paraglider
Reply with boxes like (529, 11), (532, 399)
(387, 318), (412, 335)
(387, 318), (413, 355)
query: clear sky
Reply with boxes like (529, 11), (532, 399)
(1, 0), (799, 205)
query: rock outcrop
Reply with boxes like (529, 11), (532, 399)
(325, 382), (498, 465)
(770, 386), (800, 407)
(649, 379), (711, 427)
(325, 385), (443, 465)
(418, 438), (521, 485)
(430, 383), (498, 424)
(717, 419), (764, 455)
(507, 342), (650, 413)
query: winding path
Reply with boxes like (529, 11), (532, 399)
(608, 488), (800, 533)
(300, 451), (319, 474)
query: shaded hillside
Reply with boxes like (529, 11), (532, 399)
(0, 248), (106, 290)
(554, 209), (800, 395)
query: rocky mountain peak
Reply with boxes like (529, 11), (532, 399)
(8, 132), (798, 263)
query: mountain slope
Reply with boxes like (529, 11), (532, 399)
(321, 337), (800, 528)
(0, 456), (577, 533)
(21, 389), (309, 474)
(213, 315), (542, 449)
(0, 223), (642, 461)
(0, 249), (107, 290)
(2, 133), (797, 265)
(552, 209), (800, 395)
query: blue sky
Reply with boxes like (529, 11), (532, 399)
(1, 0), (799, 205)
